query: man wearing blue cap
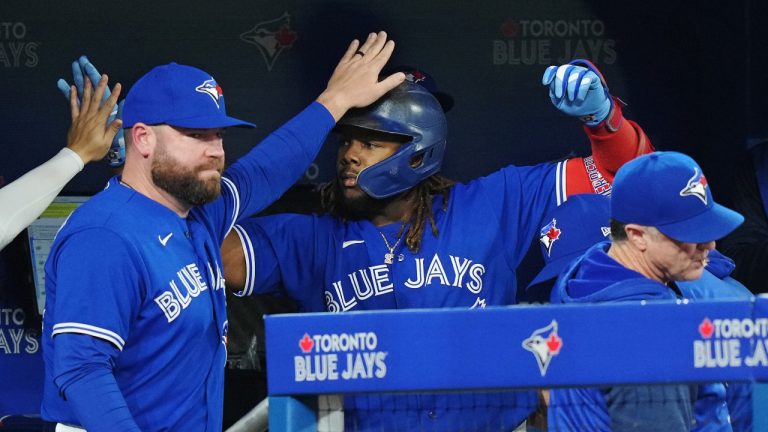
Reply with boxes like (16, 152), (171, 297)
(547, 151), (745, 431)
(40, 32), (405, 432)
(528, 193), (752, 430)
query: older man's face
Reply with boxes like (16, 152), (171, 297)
(645, 228), (715, 283)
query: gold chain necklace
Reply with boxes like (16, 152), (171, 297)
(379, 223), (406, 265)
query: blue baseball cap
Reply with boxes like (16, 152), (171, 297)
(611, 151), (743, 243)
(527, 194), (612, 288)
(122, 62), (255, 129)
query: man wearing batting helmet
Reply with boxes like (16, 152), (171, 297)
(221, 59), (653, 430)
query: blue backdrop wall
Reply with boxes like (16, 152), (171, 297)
(0, 0), (766, 417)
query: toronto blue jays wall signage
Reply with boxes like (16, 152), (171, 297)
(694, 317), (768, 368)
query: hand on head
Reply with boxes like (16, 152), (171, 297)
(66, 75), (123, 164)
(317, 31), (406, 121)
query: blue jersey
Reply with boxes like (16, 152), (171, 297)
(41, 102), (334, 431)
(233, 162), (560, 429)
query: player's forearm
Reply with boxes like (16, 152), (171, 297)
(0, 148), (83, 249)
(57, 366), (141, 432)
(584, 103), (654, 182)
(226, 102), (334, 219)
(53, 334), (140, 431)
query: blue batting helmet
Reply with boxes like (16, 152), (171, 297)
(337, 81), (448, 199)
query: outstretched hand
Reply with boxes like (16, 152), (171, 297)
(58, 56), (126, 167)
(316, 31), (405, 121)
(66, 75), (123, 164)
(542, 59), (612, 126)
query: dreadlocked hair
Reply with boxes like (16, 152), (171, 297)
(318, 174), (456, 253)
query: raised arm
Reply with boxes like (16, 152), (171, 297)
(0, 76), (120, 250)
(543, 59), (653, 196)
(220, 31), (406, 224)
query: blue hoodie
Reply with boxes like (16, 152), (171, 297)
(548, 242), (696, 432)
(678, 250), (752, 432)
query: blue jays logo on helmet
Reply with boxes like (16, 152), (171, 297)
(539, 218), (561, 257)
(404, 70), (427, 84)
(195, 79), (224, 108)
(679, 167), (708, 205)
(522, 320), (563, 376)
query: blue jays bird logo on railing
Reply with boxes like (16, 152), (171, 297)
(240, 12), (298, 71)
(195, 79), (223, 108)
(522, 320), (563, 376)
(679, 167), (708, 205)
(539, 218), (561, 257)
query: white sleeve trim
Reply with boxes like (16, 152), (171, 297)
(556, 160), (567, 206)
(0, 148), (84, 250)
(52, 322), (126, 351)
(232, 224), (256, 297)
(221, 176), (240, 234)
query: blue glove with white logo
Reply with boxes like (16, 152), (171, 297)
(57, 56), (125, 167)
(542, 59), (612, 127)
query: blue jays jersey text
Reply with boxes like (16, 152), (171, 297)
(236, 162), (558, 311)
(41, 102), (334, 431)
(234, 162), (558, 429)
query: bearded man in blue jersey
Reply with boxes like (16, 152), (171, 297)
(41, 32), (405, 432)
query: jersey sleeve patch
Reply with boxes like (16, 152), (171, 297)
(52, 322), (126, 351)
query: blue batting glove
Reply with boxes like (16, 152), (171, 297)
(542, 59), (612, 126)
(57, 56), (125, 167)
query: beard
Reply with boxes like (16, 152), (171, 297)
(152, 144), (223, 206)
(337, 181), (399, 220)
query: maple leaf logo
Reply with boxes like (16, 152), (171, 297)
(195, 79), (224, 108)
(522, 320), (563, 376)
(546, 333), (562, 354)
(539, 219), (562, 257)
(299, 333), (314, 353)
(500, 18), (521, 38)
(679, 167), (709, 205)
(275, 25), (297, 48)
(240, 12), (298, 71)
(699, 318), (714, 339)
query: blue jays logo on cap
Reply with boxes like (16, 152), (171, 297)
(122, 63), (255, 129)
(539, 219), (562, 257)
(195, 79), (224, 108)
(679, 167), (708, 205)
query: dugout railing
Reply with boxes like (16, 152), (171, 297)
(264, 297), (768, 431)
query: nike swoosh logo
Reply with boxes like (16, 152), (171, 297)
(159, 233), (173, 246)
(342, 240), (365, 248)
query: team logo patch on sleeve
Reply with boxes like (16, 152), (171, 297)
(539, 218), (561, 257)
(195, 79), (224, 108)
(679, 167), (708, 205)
